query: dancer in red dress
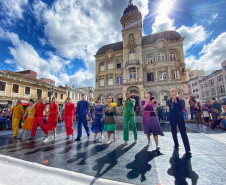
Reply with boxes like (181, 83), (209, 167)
(61, 97), (75, 139)
(27, 97), (48, 140)
(43, 97), (61, 142)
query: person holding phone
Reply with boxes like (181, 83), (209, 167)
(122, 91), (138, 145)
(167, 89), (191, 157)
(141, 92), (164, 148)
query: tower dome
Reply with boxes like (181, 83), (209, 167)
(123, 4), (139, 17)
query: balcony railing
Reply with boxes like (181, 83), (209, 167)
(125, 60), (140, 67)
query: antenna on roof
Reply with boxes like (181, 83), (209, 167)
(129, 0), (133, 5)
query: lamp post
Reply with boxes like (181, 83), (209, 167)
(48, 87), (54, 106)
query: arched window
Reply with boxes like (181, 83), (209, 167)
(147, 55), (153, 64)
(158, 53), (165, 62)
(117, 61), (121, 69)
(129, 50), (135, 61)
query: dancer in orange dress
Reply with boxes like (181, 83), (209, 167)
(17, 99), (35, 138)
(43, 97), (61, 142)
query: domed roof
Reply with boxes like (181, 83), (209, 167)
(96, 31), (182, 55)
(123, 4), (139, 16)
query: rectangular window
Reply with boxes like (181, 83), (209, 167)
(37, 89), (42, 97)
(72, 93), (75, 99)
(60, 94), (63, 100)
(108, 62), (113, 70)
(68, 92), (70, 98)
(100, 79), (104, 87)
(211, 88), (216, 95)
(159, 72), (167, 80)
(147, 55), (153, 64)
(25, 87), (30, 95)
(172, 70), (180, 79)
(130, 71), (136, 79)
(117, 62), (121, 69)
(116, 76), (122, 85)
(170, 52), (176, 60)
(147, 73), (154, 82)
(158, 53), (165, 62)
(209, 79), (214, 85)
(224, 66), (226, 71)
(0, 81), (6, 91)
(196, 89), (198, 92)
(55, 92), (58, 99)
(218, 75), (223, 82)
(100, 63), (105, 71)
(108, 78), (113, 86)
(12, 84), (19, 93)
(219, 86), (225, 94)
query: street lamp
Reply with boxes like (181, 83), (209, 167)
(48, 87), (54, 105)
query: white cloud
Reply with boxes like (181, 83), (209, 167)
(0, 27), (72, 86)
(185, 32), (226, 73)
(0, 0), (28, 26)
(208, 12), (218, 24)
(177, 25), (207, 52)
(31, 0), (149, 87)
(152, 14), (175, 33)
(151, 0), (208, 53)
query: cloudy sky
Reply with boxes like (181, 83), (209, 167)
(0, 0), (225, 87)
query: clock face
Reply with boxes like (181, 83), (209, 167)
(129, 20), (133, 25)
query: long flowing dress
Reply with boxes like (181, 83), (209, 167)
(22, 106), (35, 131)
(91, 104), (105, 133)
(103, 104), (116, 133)
(46, 102), (58, 130)
(141, 100), (164, 136)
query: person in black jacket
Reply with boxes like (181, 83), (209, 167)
(166, 89), (191, 158)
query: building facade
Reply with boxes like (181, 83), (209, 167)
(199, 69), (226, 102)
(95, 2), (190, 107)
(58, 86), (95, 106)
(188, 76), (204, 101)
(0, 70), (67, 110)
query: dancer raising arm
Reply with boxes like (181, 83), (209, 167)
(141, 92), (164, 149)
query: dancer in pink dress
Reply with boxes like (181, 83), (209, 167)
(141, 92), (164, 149)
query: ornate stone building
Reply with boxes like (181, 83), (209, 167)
(94, 2), (190, 107)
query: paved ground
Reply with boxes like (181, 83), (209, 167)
(0, 118), (226, 185)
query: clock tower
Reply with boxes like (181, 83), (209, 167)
(120, 0), (144, 99)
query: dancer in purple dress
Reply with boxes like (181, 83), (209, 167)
(141, 92), (164, 149)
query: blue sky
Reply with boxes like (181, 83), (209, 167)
(0, 0), (225, 88)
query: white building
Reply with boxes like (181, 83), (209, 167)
(188, 76), (205, 101)
(199, 69), (226, 102)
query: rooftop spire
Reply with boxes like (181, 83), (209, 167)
(129, 0), (133, 5)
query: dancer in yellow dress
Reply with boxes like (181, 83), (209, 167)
(17, 99), (35, 139)
(4, 99), (24, 138)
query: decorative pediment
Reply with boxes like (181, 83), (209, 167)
(105, 50), (115, 59)
(155, 39), (168, 49)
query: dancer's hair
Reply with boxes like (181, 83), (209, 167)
(52, 97), (56, 100)
(29, 99), (34, 103)
(107, 96), (113, 102)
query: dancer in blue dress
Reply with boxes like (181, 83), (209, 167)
(91, 98), (104, 142)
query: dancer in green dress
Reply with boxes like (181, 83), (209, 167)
(122, 91), (138, 145)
